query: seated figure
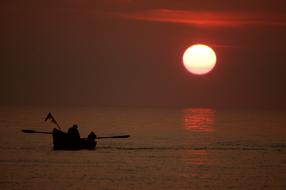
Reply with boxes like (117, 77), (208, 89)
(68, 124), (80, 142)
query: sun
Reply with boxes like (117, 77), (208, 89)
(183, 44), (217, 75)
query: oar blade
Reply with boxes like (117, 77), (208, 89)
(22, 129), (36, 133)
(21, 129), (52, 134)
(97, 135), (130, 139)
(111, 135), (130, 138)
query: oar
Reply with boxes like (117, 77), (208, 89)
(22, 129), (130, 139)
(22, 129), (52, 134)
(96, 135), (130, 139)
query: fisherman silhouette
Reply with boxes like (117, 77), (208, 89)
(68, 124), (80, 142)
(88, 131), (97, 141)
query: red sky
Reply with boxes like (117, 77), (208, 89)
(1, 0), (286, 108)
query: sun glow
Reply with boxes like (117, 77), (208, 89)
(183, 44), (217, 75)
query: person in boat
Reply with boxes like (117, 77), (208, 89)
(68, 124), (80, 142)
(88, 131), (97, 141)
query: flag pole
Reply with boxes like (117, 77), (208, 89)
(55, 122), (61, 130)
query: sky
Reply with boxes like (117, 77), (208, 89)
(1, 0), (286, 108)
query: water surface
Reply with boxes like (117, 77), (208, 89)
(0, 107), (285, 189)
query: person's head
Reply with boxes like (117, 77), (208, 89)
(72, 124), (78, 129)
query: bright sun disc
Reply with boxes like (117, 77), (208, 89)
(183, 44), (217, 75)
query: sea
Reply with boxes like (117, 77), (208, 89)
(0, 107), (285, 190)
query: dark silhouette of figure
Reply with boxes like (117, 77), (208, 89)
(88, 132), (97, 141)
(68, 124), (80, 142)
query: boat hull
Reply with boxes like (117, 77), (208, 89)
(52, 128), (96, 150)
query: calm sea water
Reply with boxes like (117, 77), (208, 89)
(0, 107), (285, 190)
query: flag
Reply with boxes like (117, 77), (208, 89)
(45, 112), (60, 129)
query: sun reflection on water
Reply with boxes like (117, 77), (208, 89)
(188, 150), (209, 166)
(183, 108), (215, 132)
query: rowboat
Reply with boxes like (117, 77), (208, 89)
(52, 128), (96, 150)
(22, 127), (129, 151)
